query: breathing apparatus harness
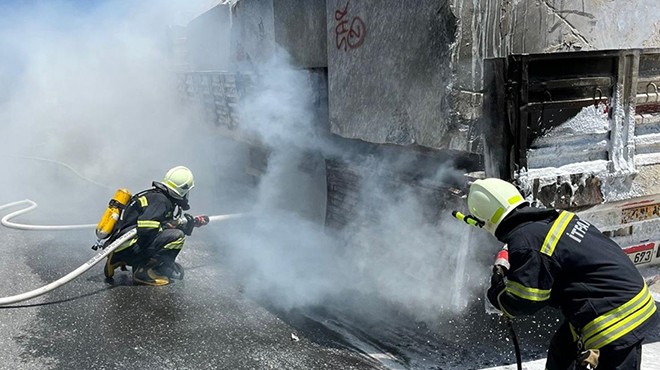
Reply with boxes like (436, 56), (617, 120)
(92, 188), (132, 250)
(92, 183), (189, 251)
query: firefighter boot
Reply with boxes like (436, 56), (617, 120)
(133, 259), (170, 286)
(104, 251), (127, 280)
(171, 262), (185, 280)
(160, 262), (184, 280)
(153, 250), (184, 280)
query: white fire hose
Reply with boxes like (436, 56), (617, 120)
(1, 200), (96, 230)
(0, 199), (244, 306)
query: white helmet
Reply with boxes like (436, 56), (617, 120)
(162, 166), (195, 200)
(467, 178), (527, 235)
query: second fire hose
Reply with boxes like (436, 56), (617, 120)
(0, 228), (137, 306)
(0, 199), (245, 306)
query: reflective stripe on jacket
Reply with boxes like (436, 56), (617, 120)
(495, 207), (658, 349)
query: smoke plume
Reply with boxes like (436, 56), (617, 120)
(223, 50), (494, 323)
(0, 0), (495, 327)
(0, 0), (238, 221)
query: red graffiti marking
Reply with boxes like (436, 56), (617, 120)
(335, 0), (366, 51)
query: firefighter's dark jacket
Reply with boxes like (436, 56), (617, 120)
(488, 206), (658, 350)
(117, 184), (193, 250)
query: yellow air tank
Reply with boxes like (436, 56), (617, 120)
(96, 189), (132, 240)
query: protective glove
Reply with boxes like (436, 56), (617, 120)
(193, 215), (209, 227)
(162, 220), (180, 229)
(181, 213), (195, 235)
(487, 268), (506, 310)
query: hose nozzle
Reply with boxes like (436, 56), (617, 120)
(452, 211), (484, 228)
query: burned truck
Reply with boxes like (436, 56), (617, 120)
(173, 0), (660, 268)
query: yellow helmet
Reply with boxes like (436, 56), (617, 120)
(467, 178), (527, 235)
(162, 166), (195, 200)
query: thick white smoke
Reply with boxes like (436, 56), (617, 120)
(0, 0), (239, 222)
(0, 0), (495, 326)
(224, 50), (494, 322)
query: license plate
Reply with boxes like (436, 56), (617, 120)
(621, 203), (660, 223)
(624, 242), (655, 265)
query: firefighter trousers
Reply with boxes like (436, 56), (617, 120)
(546, 321), (643, 370)
(113, 228), (185, 268)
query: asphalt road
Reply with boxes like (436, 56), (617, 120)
(0, 226), (383, 370)
(3, 219), (660, 370)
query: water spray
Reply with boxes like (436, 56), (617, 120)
(451, 211), (522, 370)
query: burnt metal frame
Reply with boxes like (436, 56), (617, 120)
(486, 49), (660, 180)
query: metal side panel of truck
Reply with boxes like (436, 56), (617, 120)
(174, 1), (660, 269)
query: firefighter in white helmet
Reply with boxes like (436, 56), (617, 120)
(104, 166), (209, 286)
(461, 178), (658, 370)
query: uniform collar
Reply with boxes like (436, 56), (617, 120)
(495, 205), (560, 241)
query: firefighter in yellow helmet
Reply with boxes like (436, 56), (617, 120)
(463, 178), (657, 370)
(104, 166), (209, 286)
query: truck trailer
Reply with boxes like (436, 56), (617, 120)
(173, 0), (660, 269)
